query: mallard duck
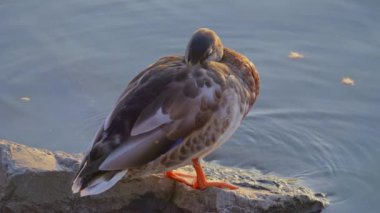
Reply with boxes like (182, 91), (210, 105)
(72, 28), (260, 196)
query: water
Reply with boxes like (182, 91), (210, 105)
(1, 0), (379, 212)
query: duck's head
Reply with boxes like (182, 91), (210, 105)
(185, 28), (224, 65)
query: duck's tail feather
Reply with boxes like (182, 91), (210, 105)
(72, 160), (88, 194)
(72, 165), (127, 197)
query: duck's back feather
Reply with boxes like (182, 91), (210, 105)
(72, 55), (227, 195)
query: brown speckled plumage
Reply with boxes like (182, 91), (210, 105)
(72, 28), (260, 196)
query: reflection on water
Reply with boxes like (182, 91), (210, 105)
(1, 0), (379, 212)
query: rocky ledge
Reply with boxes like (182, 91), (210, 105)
(0, 139), (328, 212)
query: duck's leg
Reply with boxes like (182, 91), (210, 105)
(191, 158), (238, 190)
(165, 171), (194, 186)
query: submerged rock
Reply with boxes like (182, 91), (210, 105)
(0, 139), (328, 212)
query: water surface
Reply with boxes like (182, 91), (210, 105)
(1, 0), (379, 212)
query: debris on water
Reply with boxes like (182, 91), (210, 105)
(315, 192), (326, 198)
(288, 51), (304, 59)
(341, 77), (355, 86)
(20, 96), (31, 101)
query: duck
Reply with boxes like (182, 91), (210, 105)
(72, 28), (260, 196)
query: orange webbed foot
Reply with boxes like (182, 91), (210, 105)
(165, 159), (238, 191)
(165, 170), (194, 186)
(191, 158), (238, 190)
(192, 179), (238, 190)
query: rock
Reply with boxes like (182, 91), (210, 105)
(0, 139), (328, 212)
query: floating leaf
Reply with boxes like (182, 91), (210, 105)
(288, 51), (304, 60)
(341, 77), (355, 86)
(20, 96), (31, 101)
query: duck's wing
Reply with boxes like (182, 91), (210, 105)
(84, 56), (226, 172)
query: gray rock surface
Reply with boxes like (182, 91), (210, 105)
(0, 139), (328, 212)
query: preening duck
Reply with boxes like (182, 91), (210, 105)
(72, 28), (260, 196)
